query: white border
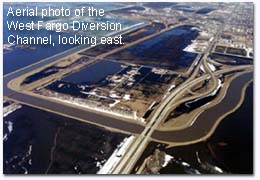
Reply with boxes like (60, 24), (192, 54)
(0, 0), (259, 179)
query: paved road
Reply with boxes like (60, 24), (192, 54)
(3, 22), (149, 81)
(111, 9), (251, 172)
(3, 16), (253, 173)
(152, 71), (253, 142)
(6, 65), (251, 139)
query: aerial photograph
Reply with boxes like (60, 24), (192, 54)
(3, 2), (253, 174)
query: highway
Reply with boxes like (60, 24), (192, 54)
(111, 19), (220, 173)
(5, 54), (253, 175)
(110, 10), (249, 173)
(3, 21), (149, 89)
(5, 65), (252, 138)
(4, 22), (189, 138)
(152, 71), (253, 142)
(3, 13), (253, 174)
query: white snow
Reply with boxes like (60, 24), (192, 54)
(148, 101), (157, 110)
(196, 151), (201, 164)
(96, 162), (102, 168)
(3, 134), (8, 141)
(194, 58), (199, 66)
(185, 79), (222, 107)
(3, 103), (22, 117)
(207, 62), (216, 72)
(162, 154), (174, 167)
(7, 121), (13, 133)
(191, 27), (200, 31)
(181, 162), (191, 167)
(109, 100), (120, 108)
(50, 97), (145, 123)
(28, 145), (32, 155)
(210, 79), (222, 95)
(97, 136), (135, 174)
(168, 84), (176, 92)
(183, 30), (213, 53)
(133, 111), (145, 123)
(58, 83), (64, 88)
(110, 93), (121, 98)
(80, 91), (96, 96)
(183, 41), (197, 53)
(213, 166), (224, 173)
(200, 65), (206, 73)
(123, 94), (131, 100)
(22, 167), (28, 174)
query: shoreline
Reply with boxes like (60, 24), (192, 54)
(151, 72), (253, 147)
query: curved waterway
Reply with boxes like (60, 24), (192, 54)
(152, 72), (253, 142)
(6, 72), (252, 144)
(160, 81), (253, 174)
(133, 81), (253, 174)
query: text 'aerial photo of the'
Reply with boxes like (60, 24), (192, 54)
(3, 2), (253, 174)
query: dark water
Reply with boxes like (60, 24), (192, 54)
(166, 82), (253, 174)
(164, 82), (253, 174)
(3, 105), (127, 174)
(3, 3), (139, 75)
(45, 60), (124, 99)
(210, 53), (253, 65)
(3, 5), (77, 75)
(62, 60), (123, 85)
(196, 8), (215, 14)
(3, 106), (57, 174)
(79, 22), (165, 58)
(46, 60), (176, 102)
(108, 25), (199, 71)
(208, 83), (253, 174)
(152, 72), (252, 142)
(133, 82), (253, 174)
(172, 5), (195, 13)
(128, 26), (198, 64)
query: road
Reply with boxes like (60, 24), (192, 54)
(152, 72), (253, 142)
(3, 14), (253, 174)
(3, 21), (149, 91)
(110, 10), (247, 173)
(5, 64), (252, 138)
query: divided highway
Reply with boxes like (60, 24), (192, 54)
(3, 16), (253, 174)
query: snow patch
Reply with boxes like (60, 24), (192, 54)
(123, 94), (131, 100)
(7, 121), (13, 133)
(208, 62), (216, 71)
(3, 103), (22, 117)
(98, 136), (135, 174)
(109, 100), (120, 108)
(50, 97), (145, 123)
(200, 65), (206, 73)
(168, 84), (176, 92)
(162, 154), (173, 167)
(214, 166), (224, 173)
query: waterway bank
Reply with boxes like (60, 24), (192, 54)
(133, 81), (253, 174)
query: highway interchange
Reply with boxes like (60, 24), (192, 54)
(4, 19), (253, 174)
